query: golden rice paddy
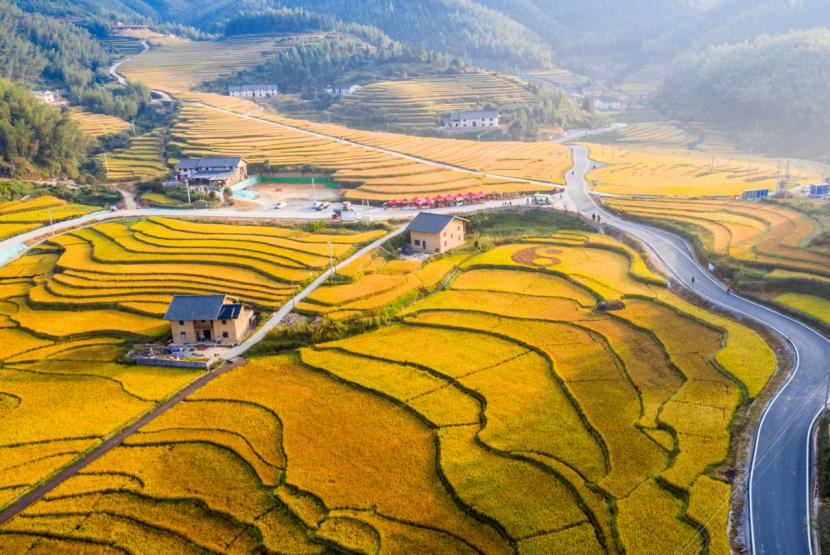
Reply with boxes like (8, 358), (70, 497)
(0, 228), (776, 553)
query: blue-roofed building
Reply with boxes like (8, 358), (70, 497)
(163, 294), (255, 345)
(809, 183), (828, 196)
(407, 212), (467, 253)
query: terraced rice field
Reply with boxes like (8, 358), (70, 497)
(172, 104), (557, 201)
(119, 36), (569, 200)
(67, 108), (131, 139)
(331, 73), (534, 130)
(297, 250), (469, 320)
(120, 35), (309, 96)
(100, 129), (167, 182)
(0, 229), (776, 553)
(582, 119), (825, 196)
(98, 35), (145, 57)
(0, 217), (384, 509)
(603, 197), (830, 324)
(0, 196), (97, 241)
(583, 143), (822, 196)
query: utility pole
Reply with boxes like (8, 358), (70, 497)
(311, 177), (316, 201)
(48, 209), (54, 237)
(104, 152), (110, 177)
(822, 155), (828, 182)
(291, 280), (296, 311)
(184, 177), (191, 206)
(328, 241), (334, 273)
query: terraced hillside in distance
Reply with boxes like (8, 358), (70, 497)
(171, 104), (567, 201)
(119, 34), (323, 98)
(580, 119), (825, 196)
(0, 228), (776, 554)
(66, 109), (131, 139)
(0, 196), (98, 241)
(329, 73), (535, 131)
(119, 36), (572, 200)
(0, 217), (386, 510)
(603, 196), (830, 327)
(100, 129), (167, 182)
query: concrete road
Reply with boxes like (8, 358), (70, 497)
(0, 221), (407, 524)
(0, 196), (537, 269)
(567, 144), (830, 555)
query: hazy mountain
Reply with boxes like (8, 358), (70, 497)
(658, 28), (830, 155)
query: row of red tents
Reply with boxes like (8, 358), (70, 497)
(385, 192), (490, 207)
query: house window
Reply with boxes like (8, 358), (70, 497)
(414, 239), (421, 246)
(222, 320), (227, 325)
(180, 331), (186, 336)
(222, 331), (229, 338)
(178, 320), (184, 325)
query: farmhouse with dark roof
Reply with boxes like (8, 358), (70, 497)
(407, 212), (467, 253)
(163, 295), (255, 345)
(175, 157), (248, 189)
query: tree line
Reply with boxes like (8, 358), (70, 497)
(657, 29), (830, 156)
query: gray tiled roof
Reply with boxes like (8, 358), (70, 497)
(407, 212), (461, 234)
(228, 84), (279, 92)
(164, 295), (227, 321)
(448, 110), (498, 121)
(176, 157), (244, 170)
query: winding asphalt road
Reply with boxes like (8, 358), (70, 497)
(567, 144), (830, 555)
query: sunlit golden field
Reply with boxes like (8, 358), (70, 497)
(0, 217), (382, 511)
(0, 229), (775, 554)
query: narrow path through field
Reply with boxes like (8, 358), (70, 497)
(0, 224), (406, 525)
(567, 144), (830, 555)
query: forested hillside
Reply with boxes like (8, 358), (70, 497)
(657, 29), (830, 155)
(0, 0), (109, 89)
(0, 78), (87, 177)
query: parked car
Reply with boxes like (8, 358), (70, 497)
(273, 202), (287, 209)
(313, 201), (330, 211)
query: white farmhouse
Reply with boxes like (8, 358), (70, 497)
(326, 84), (362, 97)
(227, 84), (280, 98)
(32, 90), (57, 105)
(443, 110), (499, 129)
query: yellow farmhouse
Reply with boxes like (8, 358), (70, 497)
(407, 212), (467, 254)
(163, 294), (255, 346)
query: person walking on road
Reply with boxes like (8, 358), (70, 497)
(691, 276), (695, 285)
